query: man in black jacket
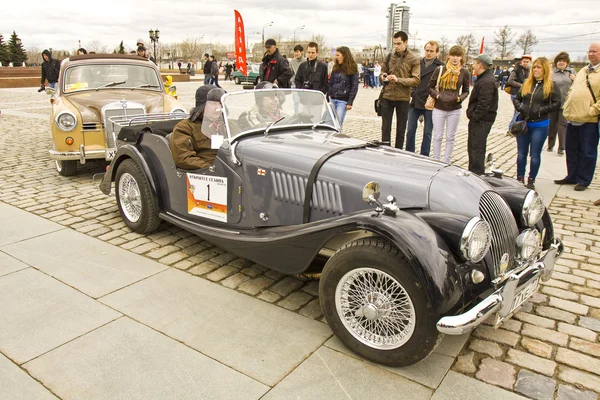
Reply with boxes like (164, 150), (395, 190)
(203, 54), (212, 84)
(260, 39), (293, 88)
(39, 49), (61, 92)
(294, 41), (329, 122)
(467, 54), (499, 175)
(406, 40), (444, 155)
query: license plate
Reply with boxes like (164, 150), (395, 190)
(509, 277), (539, 314)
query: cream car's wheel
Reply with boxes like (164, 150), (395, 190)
(320, 238), (441, 367)
(115, 159), (160, 233)
(56, 160), (77, 176)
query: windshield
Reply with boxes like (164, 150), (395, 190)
(223, 89), (338, 137)
(63, 64), (161, 93)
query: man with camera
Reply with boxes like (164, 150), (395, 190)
(39, 49), (61, 93)
(295, 42), (329, 122)
(379, 31), (420, 148)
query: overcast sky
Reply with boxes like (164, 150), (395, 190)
(3, 0), (599, 60)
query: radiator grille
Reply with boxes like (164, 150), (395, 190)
(103, 108), (145, 148)
(479, 191), (519, 277)
(271, 171), (343, 215)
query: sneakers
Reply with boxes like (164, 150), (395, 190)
(526, 178), (535, 190)
(557, 149), (564, 155)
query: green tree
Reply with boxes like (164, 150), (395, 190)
(8, 31), (27, 65)
(0, 34), (10, 65)
(118, 40), (125, 54)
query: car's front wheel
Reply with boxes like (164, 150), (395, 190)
(56, 160), (77, 176)
(319, 238), (441, 367)
(234, 77), (240, 84)
(115, 158), (160, 234)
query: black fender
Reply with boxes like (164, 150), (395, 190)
(160, 208), (464, 316)
(99, 145), (161, 210)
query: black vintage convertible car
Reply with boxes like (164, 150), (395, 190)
(100, 89), (563, 367)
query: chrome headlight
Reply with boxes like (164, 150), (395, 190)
(522, 191), (545, 227)
(55, 112), (77, 131)
(460, 217), (492, 263)
(516, 229), (542, 260)
(169, 107), (186, 114)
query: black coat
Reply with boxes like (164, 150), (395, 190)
(513, 80), (561, 122)
(328, 70), (359, 106)
(410, 57), (444, 109)
(41, 58), (61, 85)
(260, 49), (293, 88)
(203, 59), (212, 74)
(294, 59), (329, 95)
(467, 69), (499, 122)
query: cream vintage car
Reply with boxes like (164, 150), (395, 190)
(48, 54), (186, 176)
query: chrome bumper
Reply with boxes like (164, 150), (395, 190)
(49, 147), (115, 163)
(437, 239), (563, 335)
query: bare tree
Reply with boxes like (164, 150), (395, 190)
(310, 34), (331, 59)
(516, 30), (538, 55)
(438, 36), (450, 61)
(493, 25), (516, 59)
(456, 34), (478, 63)
(26, 45), (43, 65)
(87, 40), (108, 54)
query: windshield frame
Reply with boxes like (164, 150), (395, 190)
(62, 62), (164, 94)
(221, 88), (340, 142)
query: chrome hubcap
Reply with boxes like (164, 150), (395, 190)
(118, 173), (142, 222)
(335, 267), (416, 350)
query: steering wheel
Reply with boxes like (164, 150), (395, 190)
(287, 112), (314, 124)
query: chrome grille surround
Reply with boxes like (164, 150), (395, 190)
(101, 102), (145, 149)
(271, 171), (344, 215)
(479, 191), (519, 279)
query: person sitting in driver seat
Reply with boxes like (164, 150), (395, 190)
(238, 81), (287, 131)
(170, 85), (226, 169)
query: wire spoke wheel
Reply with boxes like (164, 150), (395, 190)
(118, 172), (142, 223)
(335, 267), (416, 350)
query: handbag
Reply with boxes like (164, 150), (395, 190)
(425, 66), (443, 110)
(510, 119), (528, 137)
(504, 86), (512, 95)
(374, 53), (393, 116)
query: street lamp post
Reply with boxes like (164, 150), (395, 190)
(293, 25), (305, 45)
(148, 29), (160, 64)
(262, 21), (273, 46)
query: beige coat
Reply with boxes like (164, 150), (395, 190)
(379, 49), (421, 101)
(563, 66), (600, 123)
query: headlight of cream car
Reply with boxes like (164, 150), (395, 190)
(460, 217), (492, 263)
(516, 229), (542, 260)
(522, 191), (545, 227)
(56, 112), (77, 131)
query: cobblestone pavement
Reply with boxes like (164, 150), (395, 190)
(1, 80), (600, 399)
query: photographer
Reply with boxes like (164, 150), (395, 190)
(294, 42), (329, 121)
(39, 49), (61, 92)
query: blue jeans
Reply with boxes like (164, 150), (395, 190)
(565, 122), (600, 187)
(204, 74), (211, 84)
(331, 99), (348, 125)
(406, 107), (433, 155)
(516, 124), (549, 179)
(48, 82), (57, 89)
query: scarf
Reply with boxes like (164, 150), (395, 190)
(439, 61), (461, 90)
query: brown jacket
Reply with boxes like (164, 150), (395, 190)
(563, 65), (600, 123)
(379, 49), (420, 101)
(170, 119), (217, 169)
(428, 66), (471, 111)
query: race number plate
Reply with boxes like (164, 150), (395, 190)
(509, 277), (539, 315)
(186, 173), (228, 222)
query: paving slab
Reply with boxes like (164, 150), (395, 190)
(100, 268), (332, 386)
(262, 346), (432, 400)
(23, 317), (268, 400)
(0, 250), (30, 277)
(2, 228), (168, 298)
(0, 268), (121, 364)
(432, 370), (529, 400)
(324, 336), (455, 388)
(0, 352), (57, 400)
(0, 202), (63, 246)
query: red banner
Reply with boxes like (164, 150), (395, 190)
(234, 10), (247, 76)
(479, 37), (485, 54)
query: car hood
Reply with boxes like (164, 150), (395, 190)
(237, 130), (448, 210)
(64, 90), (165, 122)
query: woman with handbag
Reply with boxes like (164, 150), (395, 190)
(513, 57), (561, 189)
(428, 45), (470, 164)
